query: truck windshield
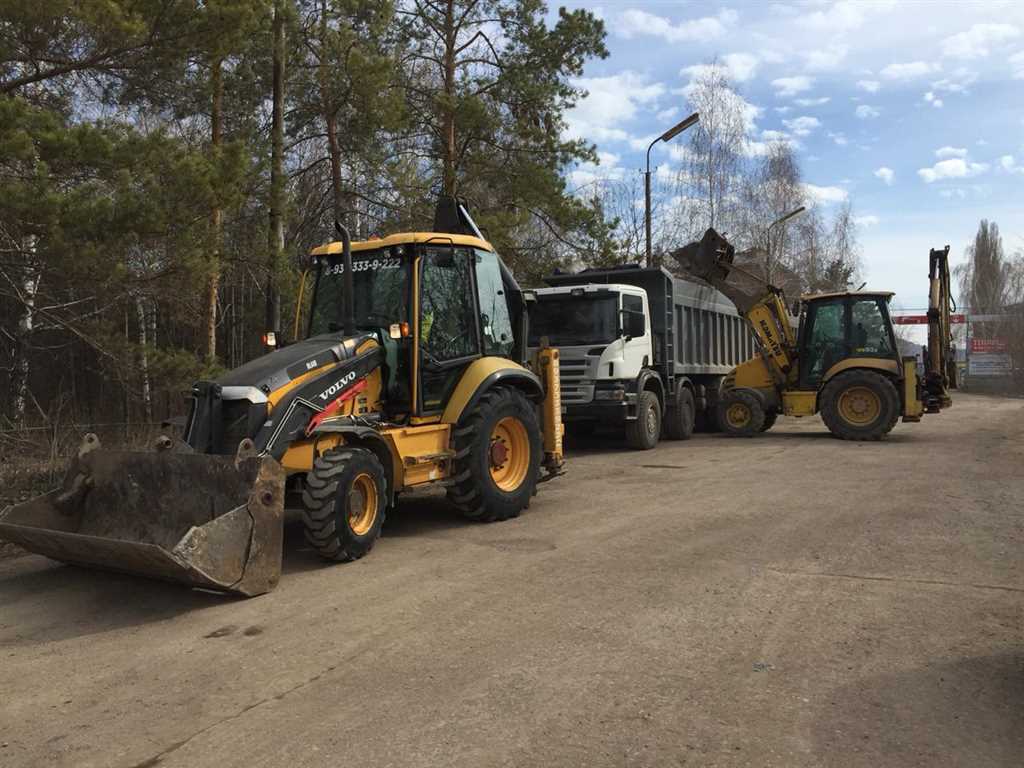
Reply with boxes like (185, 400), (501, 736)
(308, 249), (409, 336)
(529, 295), (618, 346)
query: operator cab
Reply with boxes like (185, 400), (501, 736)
(797, 291), (898, 389)
(308, 233), (523, 417)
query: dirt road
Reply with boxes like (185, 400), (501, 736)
(1, 393), (1022, 768)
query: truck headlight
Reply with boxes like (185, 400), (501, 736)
(594, 388), (625, 401)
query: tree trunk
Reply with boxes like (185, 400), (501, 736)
(441, 0), (457, 196)
(205, 56), (224, 362)
(10, 239), (39, 424)
(319, 0), (345, 224)
(136, 294), (152, 423)
(266, 0), (286, 341)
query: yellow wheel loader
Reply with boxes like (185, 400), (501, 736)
(0, 199), (564, 596)
(674, 229), (955, 440)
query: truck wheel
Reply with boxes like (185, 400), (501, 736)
(759, 411), (778, 432)
(717, 389), (764, 437)
(626, 390), (661, 450)
(664, 387), (695, 440)
(302, 447), (386, 561)
(448, 387), (542, 522)
(820, 370), (900, 441)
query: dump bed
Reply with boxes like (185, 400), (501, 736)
(544, 265), (754, 378)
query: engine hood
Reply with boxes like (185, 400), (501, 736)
(217, 332), (377, 396)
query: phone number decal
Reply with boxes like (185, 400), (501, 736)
(325, 257), (400, 275)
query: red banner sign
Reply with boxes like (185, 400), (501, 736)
(892, 314), (966, 325)
(970, 338), (1007, 353)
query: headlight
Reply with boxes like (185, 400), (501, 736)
(594, 388), (625, 401)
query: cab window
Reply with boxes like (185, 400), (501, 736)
(419, 248), (480, 411)
(801, 299), (847, 387)
(474, 250), (514, 356)
(850, 298), (894, 357)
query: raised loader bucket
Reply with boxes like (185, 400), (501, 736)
(672, 226), (736, 283)
(0, 435), (285, 597)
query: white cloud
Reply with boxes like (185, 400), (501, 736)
(939, 188), (967, 199)
(803, 44), (848, 71)
(797, 0), (896, 33)
(881, 61), (939, 80)
(942, 23), (1019, 60)
(924, 92), (944, 108)
(856, 79), (880, 93)
(931, 69), (978, 93)
(771, 75), (813, 97)
(828, 132), (848, 146)
(874, 166), (894, 185)
(656, 106), (680, 123)
(794, 96), (831, 106)
(854, 214), (880, 227)
(935, 146), (967, 159)
(999, 155), (1024, 174)
(618, 8), (738, 43)
(681, 52), (759, 84)
(855, 104), (880, 119)
(565, 71), (665, 143)
(568, 151), (623, 189)
(783, 115), (821, 136)
(1011, 51), (1024, 79)
(918, 158), (989, 183)
(774, 106), (791, 114)
(802, 183), (849, 204)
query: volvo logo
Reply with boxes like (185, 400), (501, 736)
(318, 371), (357, 401)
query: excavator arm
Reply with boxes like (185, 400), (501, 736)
(925, 245), (956, 410)
(672, 228), (797, 386)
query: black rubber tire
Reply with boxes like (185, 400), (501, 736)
(664, 386), (695, 441)
(302, 447), (386, 561)
(759, 411), (778, 432)
(625, 389), (661, 450)
(448, 387), (542, 522)
(717, 389), (765, 437)
(819, 369), (900, 441)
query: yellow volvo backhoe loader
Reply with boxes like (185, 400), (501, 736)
(0, 199), (564, 596)
(674, 228), (955, 440)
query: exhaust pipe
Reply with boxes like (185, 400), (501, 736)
(334, 220), (355, 337)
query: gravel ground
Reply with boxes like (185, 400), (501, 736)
(0, 392), (1021, 768)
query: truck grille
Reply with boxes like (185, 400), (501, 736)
(558, 357), (594, 404)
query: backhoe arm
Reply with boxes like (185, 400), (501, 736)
(672, 228), (797, 384)
(925, 245), (955, 410)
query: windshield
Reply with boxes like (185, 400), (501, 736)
(308, 248), (409, 337)
(529, 294), (618, 346)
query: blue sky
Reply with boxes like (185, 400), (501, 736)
(554, 0), (1024, 318)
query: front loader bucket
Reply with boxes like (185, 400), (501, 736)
(0, 436), (285, 597)
(672, 227), (736, 282)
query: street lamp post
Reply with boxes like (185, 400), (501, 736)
(765, 205), (806, 282)
(645, 111), (699, 266)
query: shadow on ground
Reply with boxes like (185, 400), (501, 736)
(810, 652), (1024, 766)
(0, 492), (476, 644)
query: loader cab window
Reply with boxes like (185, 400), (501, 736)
(475, 249), (514, 357)
(850, 298), (895, 358)
(800, 299), (847, 388)
(419, 247), (481, 411)
(307, 248), (410, 337)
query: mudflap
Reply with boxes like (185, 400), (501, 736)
(0, 435), (285, 597)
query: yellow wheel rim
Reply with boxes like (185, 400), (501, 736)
(726, 403), (751, 429)
(347, 472), (378, 536)
(489, 416), (531, 492)
(837, 386), (881, 426)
